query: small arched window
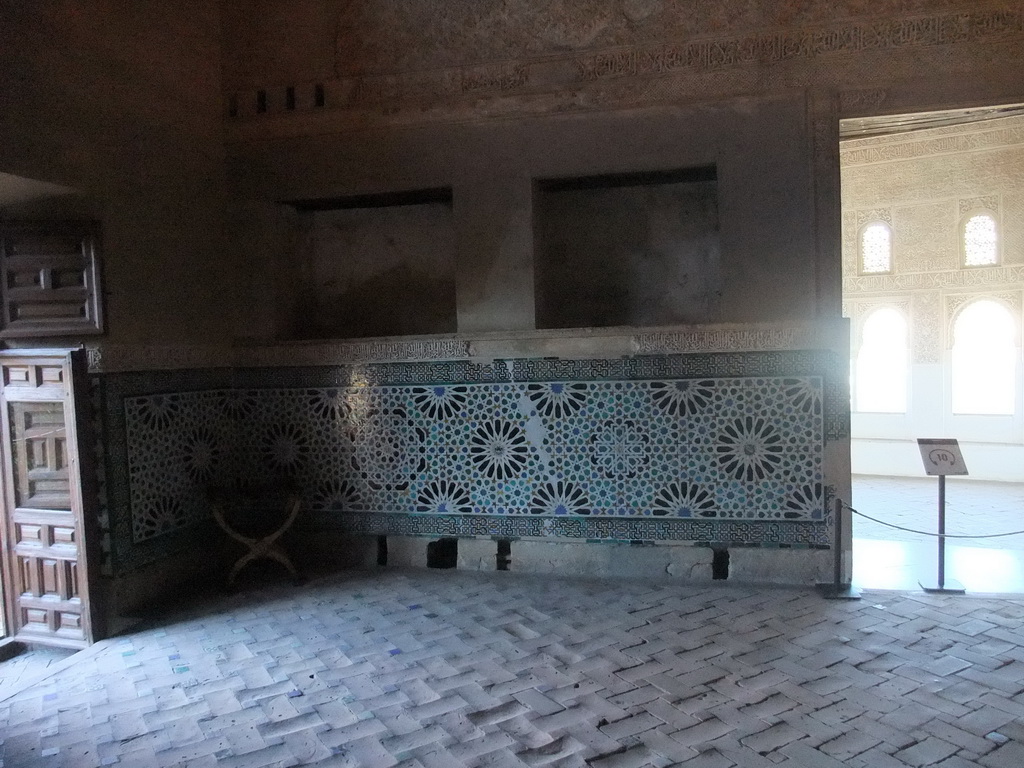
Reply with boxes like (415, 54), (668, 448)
(952, 300), (1016, 415)
(962, 212), (999, 267)
(855, 307), (908, 413)
(859, 222), (892, 274)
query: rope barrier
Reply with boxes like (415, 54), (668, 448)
(842, 501), (1024, 539)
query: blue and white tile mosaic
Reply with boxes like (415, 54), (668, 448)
(123, 378), (824, 538)
(102, 352), (845, 572)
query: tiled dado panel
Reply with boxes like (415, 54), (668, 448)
(100, 352), (847, 573)
(97, 368), (234, 575)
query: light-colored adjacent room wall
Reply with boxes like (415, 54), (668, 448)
(842, 115), (1024, 481)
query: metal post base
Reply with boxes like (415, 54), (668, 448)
(919, 579), (965, 595)
(816, 582), (862, 600)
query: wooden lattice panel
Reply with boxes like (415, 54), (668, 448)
(0, 223), (103, 338)
(2, 361), (67, 389)
(9, 402), (71, 511)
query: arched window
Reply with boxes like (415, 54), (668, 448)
(859, 222), (892, 274)
(855, 307), (908, 413)
(952, 300), (1016, 415)
(962, 212), (998, 267)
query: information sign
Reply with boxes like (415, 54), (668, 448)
(917, 438), (968, 477)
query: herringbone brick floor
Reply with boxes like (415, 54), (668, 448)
(3, 570), (1024, 767)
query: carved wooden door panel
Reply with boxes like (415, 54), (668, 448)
(0, 351), (97, 648)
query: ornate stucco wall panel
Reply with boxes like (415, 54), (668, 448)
(842, 112), (1024, 439)
(841, 210), (858, 275)
(893, 201), (958, 273)
(1006, 191), (1024, 264)
(912, 292), (942, 363)
(842, 117), (1024, 297)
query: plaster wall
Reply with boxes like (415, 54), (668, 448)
(841, 116), (1024, 481)
(535, 178), (721, 329)
(0, 2), (232, 345)
(304, 203), (457, 338)
(228, 96), (816, 338)
(221, 0), (1024, 339)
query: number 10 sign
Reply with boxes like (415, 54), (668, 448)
(917, 438), (969, 477)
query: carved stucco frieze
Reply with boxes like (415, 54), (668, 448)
(561, 11), (1024, 84)
(839, 88), (890, 114)
(230, 5), (1024, 124)
(841, 122), (1024, 166)
(844, 264), (1024, 293)
(461, 62), (530, 95)
(86, 345), (229, 374)
(234, 339), (472, 368)
(88, 339), (473, 373)
(634, 327), (823, 354)
(87, 329), (850, 373)
(329, 1), (1021, 77)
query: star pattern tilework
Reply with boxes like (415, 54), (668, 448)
(124, 375), (824, 545)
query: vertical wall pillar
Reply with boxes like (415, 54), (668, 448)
(453, 174), (535, 333)
(809, 89), (843, 320)
(810, 90), (852, 581)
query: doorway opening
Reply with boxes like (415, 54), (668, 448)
(840, 104), (1024, 591)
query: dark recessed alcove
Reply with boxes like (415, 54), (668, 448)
(290, 189), (457, 339)
(534, 166), (721, 330)
(427, 538), (458, 569)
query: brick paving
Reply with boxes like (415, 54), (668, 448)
(0, 647), (73, 700)
(2, 569), (1024, 767)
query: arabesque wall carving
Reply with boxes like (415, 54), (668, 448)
(912, 293), (943, 363)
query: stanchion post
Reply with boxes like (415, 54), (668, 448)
(833, 496), (842, 587)
(817, 495), (861, 600)
(917, 438), (967, 594)
(921, 472), (964, 593)
(938, 474), (946, 589)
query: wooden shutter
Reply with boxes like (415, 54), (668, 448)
(0, 350), (99, 647)
(0, 222), (104, 338)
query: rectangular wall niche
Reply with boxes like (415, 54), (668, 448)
(535, 167), (720, 330)
(295, 189), (457, 339)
